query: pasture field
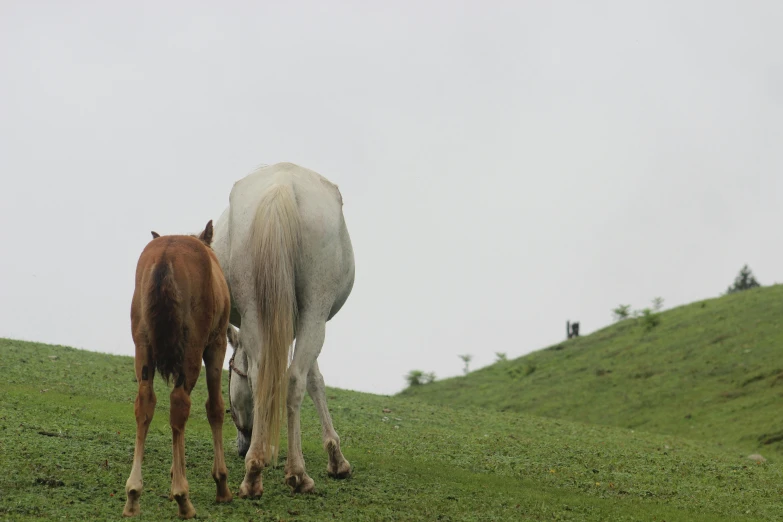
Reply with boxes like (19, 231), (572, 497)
(402, 285), (783, 459)
(1, 338), (782, 521)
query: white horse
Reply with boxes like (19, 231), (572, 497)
(212, 162), (354, 497)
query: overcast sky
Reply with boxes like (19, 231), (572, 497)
(2, 1), (782, 395)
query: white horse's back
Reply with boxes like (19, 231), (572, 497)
(217, 162), (354, 320)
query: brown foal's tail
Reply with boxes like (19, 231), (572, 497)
(145, 261), (185, 384)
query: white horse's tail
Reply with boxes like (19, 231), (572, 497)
(250, 183), (301, 465)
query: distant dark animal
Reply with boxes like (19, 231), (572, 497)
(567, 320), (580, 339)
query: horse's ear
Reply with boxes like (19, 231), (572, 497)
(199, 220), (214, 246)
(151, 231), (160, 239)
(227, 324), (239, 350)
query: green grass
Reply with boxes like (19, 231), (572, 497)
(401, 285), (783, 459)
(2, 337), (783, 520)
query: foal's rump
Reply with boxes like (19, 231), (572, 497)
(143, 260), (186, 384)
(136, 236), (215, 384)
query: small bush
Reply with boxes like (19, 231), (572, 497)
(612, 305), (631, 321)
(640, 308), (660, 331)
(495, 352), (508, 362)
(405, 370), (424, 386)
(459, 354), (473, 375)
(726, 264), (761, 294)
(616, 298), (663, 331)
(506, 364), (536, 379)
(506, 366), (523, 379)
(405, 370), (436, 387)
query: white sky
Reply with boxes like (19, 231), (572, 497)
(2, 1), (782, 395)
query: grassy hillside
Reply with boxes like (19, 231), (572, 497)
(401, 285), (783, 458)
(1, 340), (783, 521)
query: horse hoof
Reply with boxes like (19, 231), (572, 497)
(123, 488), (141, 517)
(122, 504), (140, 518)
(215, 490), (233, 503)
(327, 459), (352, 479)
(326, 440), (352, 479)
(173, 493), (196, 519)
(285, 472), (315, 494)
(238, 480), (263, 499)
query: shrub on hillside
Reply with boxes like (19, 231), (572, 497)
(612, 304), (631, 321)
(726, 264), (761, 294)
(505, 362), (536, 379)
(459, 354), (472, 374)
(406, 370), (424, 386)
(405, 370), (436, 387)
(613, 298), (663, 331)
(639, 308), (661, 331)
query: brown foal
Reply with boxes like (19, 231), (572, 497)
(123, 220), (232, 519)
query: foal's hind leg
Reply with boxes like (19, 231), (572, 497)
(203, 337), (232, 503)
(123, 355), (157, 517)
(169, 379), (196, 519)
(307, 361), (351, 479)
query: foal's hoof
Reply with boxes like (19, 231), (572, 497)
(238, 479), (264, 499)
(214, 476), (233, 503)
(122, 488), (141, 517)
(285, 472), (315, 494)
(173, 493), (196, 519)
(122, 503), (140, 518)
(215, 489), (233, 503)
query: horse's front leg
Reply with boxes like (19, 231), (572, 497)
(238, 364), (266, 499)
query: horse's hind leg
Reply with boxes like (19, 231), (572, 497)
(285, 316), (327, 494)
(203, 337), (232, 503)
(169, 379), (196, 519)
(123, 349), (157, 517)
(307, 361), (351, 479)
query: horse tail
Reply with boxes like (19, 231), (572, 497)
(145, 260), (186, 384)
(250, 183), (301, 465)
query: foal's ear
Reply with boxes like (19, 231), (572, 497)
(227, 324), (239, 350)
(199, 220), (214, 246)
(151, 231), (160, 239)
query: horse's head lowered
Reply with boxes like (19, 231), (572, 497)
(227, 324), (253, 457)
